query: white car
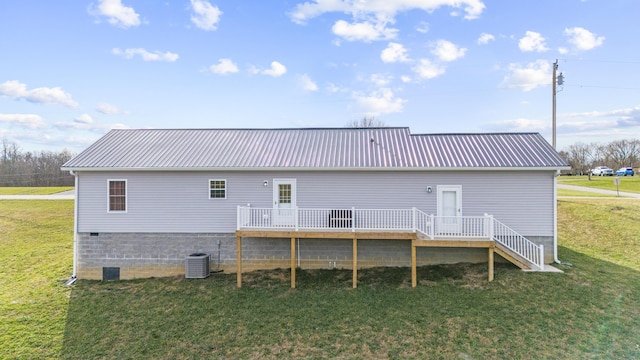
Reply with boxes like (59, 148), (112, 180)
(591, 166), (614, 176)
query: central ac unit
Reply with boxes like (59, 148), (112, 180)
(185, 253), (210, 279)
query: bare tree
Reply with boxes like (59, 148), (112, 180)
(608, 139), (639, 168)
(346, 116), (386, 128)
(561, 138), (640, 179)
(0, 139), (75, 186)
(564, 142), (594, 175)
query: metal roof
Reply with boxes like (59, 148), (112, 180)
(62, 127), (569, 170)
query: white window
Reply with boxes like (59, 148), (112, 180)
(108, 179), (127, 212)
(209, 179), (227, 199)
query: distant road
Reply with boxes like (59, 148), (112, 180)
(0, 190), (75, 200)
(557, 184), (640, 199)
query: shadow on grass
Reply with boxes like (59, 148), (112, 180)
(60, 247), (640, 359)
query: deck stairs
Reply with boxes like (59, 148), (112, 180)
(416, 231), (539, 270)
(413, 210), (544, 271)
(494, 243), (536, 270)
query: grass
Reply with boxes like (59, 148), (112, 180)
(558, 198), (640, 269)
(558, 175), (640, 193)
(557, 188), (617, 197)
(1, 199), (640, 359)
(0, 187), (73, 195)
(0, 200), (74, 359)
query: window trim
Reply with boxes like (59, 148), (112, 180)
(209, 179), (227, 200)
(107, 179), (127, 213)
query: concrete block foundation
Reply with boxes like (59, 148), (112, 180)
(76, 232), (553, 280)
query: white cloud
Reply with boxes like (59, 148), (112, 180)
(261, 61), (287, 77)
(400, 75), (412, 83)
(500, 60), (551, 91)
(112, 48), (179, 62)
(54, 119), (130, 132)
(495, 118), (548, 132)
(412, 59), (446, 79)
(298, 74), (318, 91)
(190, 0), (222, 31)
(75, 114), (94, 125)
(430, 40), (466, 62)
(0, 80), (79, 108)
(288, 0), (486, 24)
(208, 58), (239, 75)
(518, 31), (548, 52)
(416, 21), (429, 33)
(477, 32), (495, 45)
(355, 88), (406, 116)
(558, 47), (569, 55)
(565, 106), (640, 120)
(90, 0), (141, 28)
(381, 42), (410, 63)
(326, 83), (348, 93)
(369, 74), (393, 86)
(331, 20), (397, 42)
(96, 102), (121, 114)
(0, 114), (46, 129)
(564, 27), (605, 51)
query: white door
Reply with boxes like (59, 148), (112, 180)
(437, 185), (462, 234)
(273, 179), (296, 226)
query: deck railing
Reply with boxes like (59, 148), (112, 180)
(237, 206), (544, 269)
(237, 207), (419, 232)
(492, 217), (544, 269)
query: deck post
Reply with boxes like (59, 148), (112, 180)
(429, 214), (435, 238)
(412, 207), (416, 232)
(351, 207), (356, 232)
(539, 245), (545, 270)
(488, 247), (494, 282)
(236, 235), (242, 288)
(411, 242), (417, 288)
(484, 214), (494, 240)
(291, 237), (296, 289)
(352, 236), (357, 288)
(237, 206), (241, 230)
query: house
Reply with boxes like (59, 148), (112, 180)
(62, 127), (569, 286)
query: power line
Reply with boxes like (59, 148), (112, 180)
(562, 58), (640, 65)
(566, 84), (640, 91)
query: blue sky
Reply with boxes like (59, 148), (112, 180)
(1, 0), (639, 152)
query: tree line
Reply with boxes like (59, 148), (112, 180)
(559, 139), (640, 175)
(0, 140), (75, 186)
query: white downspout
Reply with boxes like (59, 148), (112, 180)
(66, 170), (79, 285)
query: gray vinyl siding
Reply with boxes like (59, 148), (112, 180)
(77, 170), (555, 236)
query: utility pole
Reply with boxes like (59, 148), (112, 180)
(552, 59), (564, 149)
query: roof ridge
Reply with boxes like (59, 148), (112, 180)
(411, 132), (540, 136)
(109, 127), (410, 131)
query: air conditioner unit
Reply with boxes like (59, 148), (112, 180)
(185, 253), (210, 279)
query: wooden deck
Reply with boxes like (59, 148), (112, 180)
(235, 229), (497, 288)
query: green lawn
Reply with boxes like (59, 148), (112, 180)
(558, 175), (640, 193)
(557, 188), (617, 197)
(1, 199), (639, 359)
(0, 187), (74, 195)
(0, 200), (74, 359)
